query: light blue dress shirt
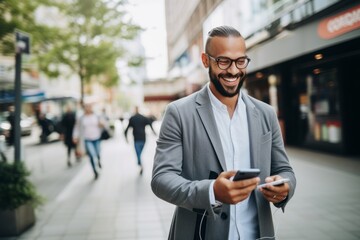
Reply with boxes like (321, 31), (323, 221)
(207, 84), (259, 239)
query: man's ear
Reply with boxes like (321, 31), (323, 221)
(201, 53), (209, 68)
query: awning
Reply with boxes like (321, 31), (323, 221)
(0, 89), (45, 104)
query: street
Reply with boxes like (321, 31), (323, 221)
(1, 120), (360, 240)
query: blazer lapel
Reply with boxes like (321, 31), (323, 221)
(242, 92), (261, 169)
(195, 87), (227, 172)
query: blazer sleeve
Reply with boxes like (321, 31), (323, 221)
(268, 107), (296, 210)
(151, 103), (213, 212)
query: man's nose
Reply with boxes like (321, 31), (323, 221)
(227, 61), (239, 75)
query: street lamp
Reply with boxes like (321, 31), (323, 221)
(14, 30), (30, 162)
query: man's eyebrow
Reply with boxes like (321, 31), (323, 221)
(216, 55), (248, 59)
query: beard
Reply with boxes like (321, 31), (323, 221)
(208, 66), (246, 98)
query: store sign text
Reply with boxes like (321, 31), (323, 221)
(318, 4), (360, 39)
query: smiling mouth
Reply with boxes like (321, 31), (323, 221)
(222, 76), (238, 82)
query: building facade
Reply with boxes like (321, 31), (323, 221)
(149, 0), (360, 155)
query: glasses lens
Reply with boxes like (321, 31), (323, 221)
(217, 58), (231, 70)
(236, 58), (248, 68)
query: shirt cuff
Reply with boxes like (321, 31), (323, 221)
(209, 180), (222, 207)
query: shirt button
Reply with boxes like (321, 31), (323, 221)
(221, 212), (228, 220)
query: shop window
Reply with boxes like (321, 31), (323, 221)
(298, 67), (342, 145)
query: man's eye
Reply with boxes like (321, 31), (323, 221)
(236, 59), (246, 65)
(218, 59), (230, 65)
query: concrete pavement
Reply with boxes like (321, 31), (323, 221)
(1, 120), (360, 240)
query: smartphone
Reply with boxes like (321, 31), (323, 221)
(232, 168), (260, 181)
(257, 178), (290, 189)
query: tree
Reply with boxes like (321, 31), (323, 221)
(39, 0), (142, 103)
(0, 0), (61, 55)
(1, 0), (142, 104)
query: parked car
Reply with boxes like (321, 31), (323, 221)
(0, 112), (34, 137)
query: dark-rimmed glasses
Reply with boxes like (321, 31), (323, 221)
(206, 54), (251, 70)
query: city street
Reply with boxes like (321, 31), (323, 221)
(1, 120), (360, 240)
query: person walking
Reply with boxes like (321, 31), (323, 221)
(99, 108), (111, 141)
(6, 105), (15, 147)
(124, 106), (156, 175)
(38, 113), (53, 143)
(151, 26), (296, 240)
(60, 105), (77, 167)
(73, 104), (104, 179)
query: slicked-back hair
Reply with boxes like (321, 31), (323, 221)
(205, 26), (243, 53)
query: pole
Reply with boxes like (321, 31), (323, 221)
(14, 52), (22, 162)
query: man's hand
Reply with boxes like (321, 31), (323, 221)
(213, 171), (260, 204)
(258, 175), (289, 203)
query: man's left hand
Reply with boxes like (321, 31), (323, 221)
(258, 175), (289, 203)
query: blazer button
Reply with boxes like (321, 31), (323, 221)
(221, 212), (227, 220)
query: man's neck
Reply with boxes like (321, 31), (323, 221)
(209, 85), (239, 118)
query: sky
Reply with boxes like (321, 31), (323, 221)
(126, 0), (168, 79)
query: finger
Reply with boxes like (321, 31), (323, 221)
(219, 171), (237, 180)
(263, 182), (289, 192)
(228, 187), (254, 203)
(233, 177), (260, 188)
(270, 194), (287, 203)
(265, 175), (283, 183)
(261, 188), (288, 203)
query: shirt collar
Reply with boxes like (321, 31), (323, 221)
(206, 83), (242, 111)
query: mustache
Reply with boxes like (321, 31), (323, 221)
(218, 72), (244, 79)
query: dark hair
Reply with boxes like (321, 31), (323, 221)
(205, 26), (242, 53)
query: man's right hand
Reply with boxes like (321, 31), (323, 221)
(213, 171), (260, 204)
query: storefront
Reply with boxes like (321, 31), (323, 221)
(246, 2), (360, 155)
(289, 37), (360, 154)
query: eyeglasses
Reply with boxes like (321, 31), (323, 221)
(206, 54), (251, 70)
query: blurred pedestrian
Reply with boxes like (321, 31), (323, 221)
(0, 131), (7, 162)
(73, 104), (104, 180)
(99, 108), (111, 141)
(6, 105), (15, 147)
(151, 26), (296, 239)
(124, 106), (156, 175)
(38, 113), (53, 143)
(60, 105), (77, 167)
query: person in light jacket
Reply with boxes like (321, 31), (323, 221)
(73, 104), (104, 179)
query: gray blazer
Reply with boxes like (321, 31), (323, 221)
(151, 86), (296, 240)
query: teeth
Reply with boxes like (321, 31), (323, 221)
(223, 77), (237, 82)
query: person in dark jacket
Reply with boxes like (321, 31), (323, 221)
(6, 106), (15, 147)
(124, 106), (156, 175)
(61, 106), (77, 167)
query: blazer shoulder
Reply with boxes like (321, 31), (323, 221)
(244, 93), (276, 116)
(168, 91), (199, 110)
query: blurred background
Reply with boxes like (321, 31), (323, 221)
(0, 0), (359, 239)
(1, 0), (359, 155)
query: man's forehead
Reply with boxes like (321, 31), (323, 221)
(208, 36), (246, 56)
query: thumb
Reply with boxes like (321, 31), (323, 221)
(219, 171), (237, 180)
(265, 176), (277, 183)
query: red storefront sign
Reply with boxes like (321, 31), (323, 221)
(318, 4), (360, 39)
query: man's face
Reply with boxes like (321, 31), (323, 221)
(208, 64), (245, 98)
(203, 36), (247, 98)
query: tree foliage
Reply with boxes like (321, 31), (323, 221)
(0, 0), (60, 55)
(43, 0), (142, 101)
(0, 0), (142, 102)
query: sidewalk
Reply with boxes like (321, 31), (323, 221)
(1, 120), (360, 240)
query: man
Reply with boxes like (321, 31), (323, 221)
(151, 26), (296, 240)
(124, 106), (156, 175)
